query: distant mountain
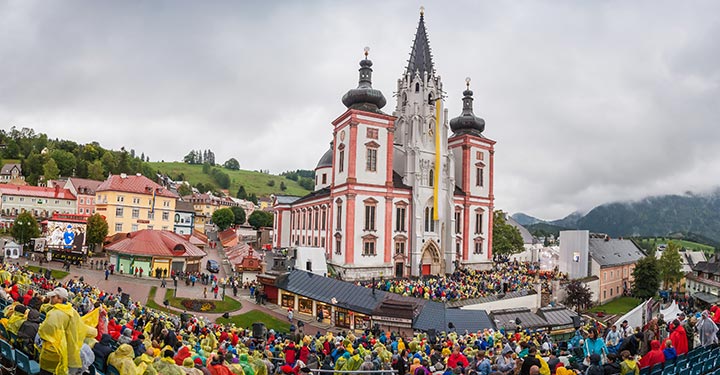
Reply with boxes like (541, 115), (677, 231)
(526, 222), (568, 237)
(514, 190), (720, 245)
(510, 212), (543, 226)
(576, 190), (720, 242)
(549, 211), (584, 229)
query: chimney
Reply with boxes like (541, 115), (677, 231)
(120, 173), (127, 179)
(54, 184), (60, 195)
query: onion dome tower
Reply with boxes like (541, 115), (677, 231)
(449, 77), (485, 136)
(341, 47), (387, 113)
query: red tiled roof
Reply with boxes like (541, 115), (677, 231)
(0, 185), (76, 200)
(181, 233), (207, 246)
(192, 229), (208, 243)
(66, 177), (103, 195)
(105, 230), (206, 258)
(97, 174), (178, 198)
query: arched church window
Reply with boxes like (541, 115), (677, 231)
(402, 93), (407, 107)
(428, 93), (433, 105)
(415, 82), (420, 93)
(429, 169), (434, 187)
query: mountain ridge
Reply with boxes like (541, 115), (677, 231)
(514, 189), (720, 243)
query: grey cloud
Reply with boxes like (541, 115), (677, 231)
(1, 0), (719, 219)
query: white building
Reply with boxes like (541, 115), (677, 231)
(273, 11), (495, 280)
(0, 185), (76, 218)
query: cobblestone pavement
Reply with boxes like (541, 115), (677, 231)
(25, 253), (337, 334)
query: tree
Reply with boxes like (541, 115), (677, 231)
(267, 179), (275, 187)
(11, 212), (40, 251)
(230, 206), (246, 226)
(202, 163), (211, 174)
(212, 208), (235, 231)
(43, 158), (60, 180)
(659, 241), (684, 290)
(177, 183), (192, 197)
(88, 160), (105, 180)
(632, 256), (661, 299)
(223, 158), (240, 170)
(210, 168), (230, 189)
(236, 185), (247, 200)
(492, 211), (524, 260)
(86, 213), (109, 251)
(280, 181), (287, 191)
(49, 149), (77, 176)
(563, 280), (594, 313)
(248, 193), (258, 205)
(248, 210), (273, 229)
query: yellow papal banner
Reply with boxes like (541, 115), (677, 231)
(433, 100), (441, 220)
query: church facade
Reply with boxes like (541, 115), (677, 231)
(273, 12), (495, 280)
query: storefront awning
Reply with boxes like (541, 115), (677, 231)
(694, 292), (720, 304)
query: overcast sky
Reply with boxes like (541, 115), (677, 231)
(1, 1), (719, 220)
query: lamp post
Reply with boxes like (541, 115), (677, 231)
(16, 220), (26, 256)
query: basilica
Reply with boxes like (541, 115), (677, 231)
(273, 11), (495, 280)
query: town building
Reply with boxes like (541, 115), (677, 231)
(105, 229), (207, 276)
(655, 246), (706, 292)
(559, 230), (645, 304)
(95, 173), (179, 235)
(183, 192), (240, 232)
(173, 200), (195, 235)
(0, 185), (76, 218)
(686, 260), (720, 306)
(63, 177), (103, 215)
(273, 11), (495, 280)
(505, 215), (543, 263)
(0, 163), (23, 183)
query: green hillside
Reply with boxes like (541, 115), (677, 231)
(149, 162), (311, 198)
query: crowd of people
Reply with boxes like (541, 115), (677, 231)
(0, 260), (719, 375)
(357, 262), (567, 302)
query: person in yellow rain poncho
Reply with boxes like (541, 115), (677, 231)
(38, 287), (86, 375)
(108, 344), (141, 375)
(6, 304), (28, 335)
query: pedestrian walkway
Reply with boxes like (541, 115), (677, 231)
(24, 257), (336, 334)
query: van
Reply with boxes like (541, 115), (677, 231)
(206, 259), (220, 273)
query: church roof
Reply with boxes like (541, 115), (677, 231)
(315, 148), (333, 169)
(406, 11), (434, 75)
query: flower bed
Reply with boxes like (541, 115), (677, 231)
(181, 299), (216, 312)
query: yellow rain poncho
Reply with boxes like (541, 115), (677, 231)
(38, 303), (85, 374)
(108, 344), (140, 375)
(6, 310), (26, 335)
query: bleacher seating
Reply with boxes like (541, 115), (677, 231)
(640, 345), (720, 375)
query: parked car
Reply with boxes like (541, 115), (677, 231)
(206, 259), (220, 273)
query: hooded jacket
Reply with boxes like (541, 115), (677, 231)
(669, 324), (689, 355)
(638, 340), (664, 369)
(93, 334), (115, 371)
(17, 308), (41, 347)
(620, 359), (638, 375)
(108, 343), (140, 375)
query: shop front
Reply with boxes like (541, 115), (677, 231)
(298, 297), (313, 315)
(281, 292), (296, 309)
(152, 258), (171, 278)
(354, 313), (371, 331)
(335, 308), (352, 329)
(185, 259), (201, 273)
(316, 303), (331, 323)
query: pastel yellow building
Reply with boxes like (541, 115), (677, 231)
(95, 173), (179, 235)
(183, 192), (239, 231)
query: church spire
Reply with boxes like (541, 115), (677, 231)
(406, 7), (434, 75)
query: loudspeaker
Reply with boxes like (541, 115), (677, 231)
(572, 316), (582, 329)
(252, 322), (267, 339)
(120, 293), (130, 306)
